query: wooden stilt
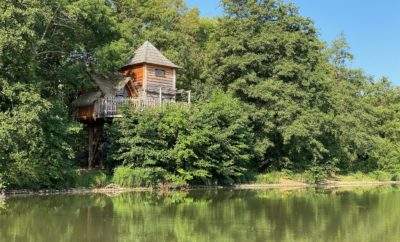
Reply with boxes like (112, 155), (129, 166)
(87, 121), (105, 169)
(159, 87), (162, 104)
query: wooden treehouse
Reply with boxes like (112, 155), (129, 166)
(72, 41), (190, 168)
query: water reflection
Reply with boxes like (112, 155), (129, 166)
(1, 187), (400, 242)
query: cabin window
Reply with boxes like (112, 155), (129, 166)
(155, 68), (166, 77)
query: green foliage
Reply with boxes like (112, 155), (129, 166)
(111, 93), (255, 185)
(74, 170), (109, 188)
(3, 0), (217, 189)
(391, 173), (400, 181)
(340, 172), (375, 182)
(307, 166), (329, 184)
(112, 166), (166, 187)
(327, 33), (354, 68)
(205, 0), (338, 171)
(1, 0), (400, 189)
(340, 172), (393, 182)
(255, 172), (282, 184)
(0, 81), (76, 189)
(370, 171), (391, 182)
(203, 0), (400, 177)
(173, 92), (255, 184)
(95, 0), (211, 92)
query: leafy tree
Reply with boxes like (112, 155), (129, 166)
(0, 0), (118, 97)
(97, 0), (213, 91)
(0, 0), (117, 188)
(327, 33), (354, 69)
(205, 0), (334, 170)
(0, 80), (77, 188)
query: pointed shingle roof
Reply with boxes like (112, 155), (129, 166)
(121, 41), (178, 69)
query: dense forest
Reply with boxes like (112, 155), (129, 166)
(1, 0), (400, 189)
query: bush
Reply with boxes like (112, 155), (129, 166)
(370, 171), (391, 182)
(391, 173), (400, 181)
(288, 169), (328, 184)
(75, 170), (109, 188)
(309, 166), (329, 184)
(285, 168), (327, 184)
(110, 92), (255, 185)
(174, 92), (255, 184)
(255, 172), (282, 184)
(237, 170), (258, 184)
(340, 171), (392, 182)
(112, 166), (166, 188)
(348, 172), (373, 181)
(368, 137), (400, 173)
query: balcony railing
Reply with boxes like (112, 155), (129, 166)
(93, 92), (190, 118)
(94, 97), (160, 118)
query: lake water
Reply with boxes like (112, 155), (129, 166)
(1, 187), (400, 242)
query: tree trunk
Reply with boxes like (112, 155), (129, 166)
(87, 122), (105, 169)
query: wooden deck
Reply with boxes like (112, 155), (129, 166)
(74, 88), (191, 121)
(92, 95), (189, 119)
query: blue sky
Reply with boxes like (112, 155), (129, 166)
(186, 0), (400, 84)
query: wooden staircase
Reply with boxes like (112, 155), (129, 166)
(125, 79), (142, 97)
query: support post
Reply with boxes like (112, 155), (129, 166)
(142, 89), (147, 108)
(172, 69), (176, 101)
(159, 87), (162, 105)
(187, 90), (191, 105)
(87, 121), (105, 169)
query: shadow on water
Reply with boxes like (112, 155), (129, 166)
(1, 186), (400, 242)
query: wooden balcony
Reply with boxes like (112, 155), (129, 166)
(73, 88), (191, 122)
(94, 97), (164, 118)
(93, 93), (190, 119)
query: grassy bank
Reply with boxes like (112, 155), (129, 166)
(72, 169), (400, 189)
(3, 168), (400, 195)
(3, 173), (400, 197)
(253, 171), (400, 186)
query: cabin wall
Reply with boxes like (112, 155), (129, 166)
(144, 64), (175, 101)
(120, 64), (176, 100)
(145, 64), (175, 91)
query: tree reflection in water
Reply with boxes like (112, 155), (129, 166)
(1, 187), (400, 242)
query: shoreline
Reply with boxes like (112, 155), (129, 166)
(236, 180), (400, 189)
(2, 180), (400, 198)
